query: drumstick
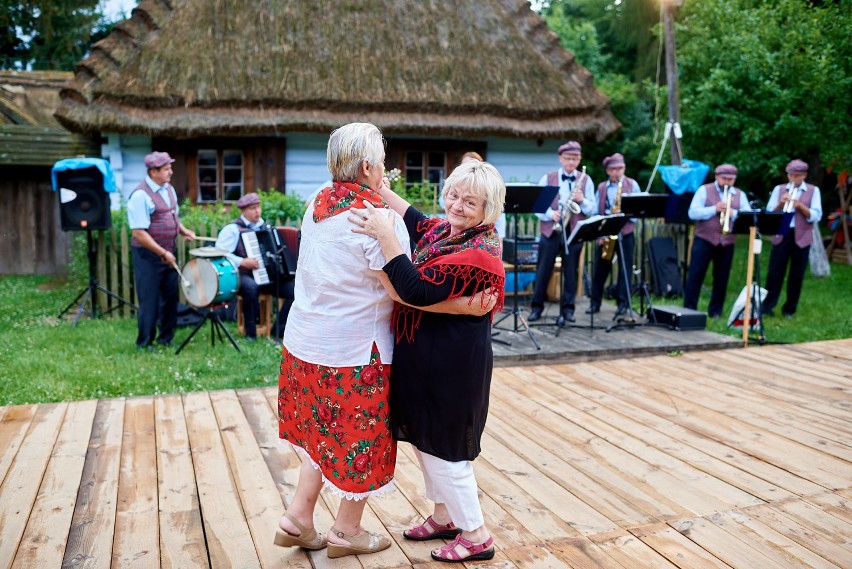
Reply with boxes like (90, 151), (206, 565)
(195, 236), (218, 242)
(171, 262), (191, 288)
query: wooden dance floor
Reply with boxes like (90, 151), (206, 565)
(1, 339), (850, 568)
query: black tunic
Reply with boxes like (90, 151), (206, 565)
(383, 208), (494, 462)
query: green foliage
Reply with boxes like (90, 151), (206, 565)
(0, 0), (118, 70)
(256, 188), (307, 225)
(394, 179), (442, 215)
(677, 0), (852, 192)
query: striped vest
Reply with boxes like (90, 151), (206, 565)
(694, 183), (741, 247)
(771, 184), (815, 248)
(129, 182), (178, 252)
(541, 170), (587, 238)
(596, 177), (638, 236)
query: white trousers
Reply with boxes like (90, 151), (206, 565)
(415, 449), (484, 531)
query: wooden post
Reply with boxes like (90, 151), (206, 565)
(742, 226), (756, 346)
(663, 0), (683, 166)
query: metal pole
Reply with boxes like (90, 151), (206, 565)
(664, 0), (683, 165)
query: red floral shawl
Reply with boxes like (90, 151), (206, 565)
(394, 217), (505, 343)
(313, 181), (388, 222)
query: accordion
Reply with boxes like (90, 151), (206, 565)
(240, 227), (299, 285)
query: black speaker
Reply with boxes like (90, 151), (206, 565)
(647, 237), (683, 297)
(56, 166), (111, 231)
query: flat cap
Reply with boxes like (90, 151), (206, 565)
(144, 151), (175, 169)
(603, 153), (625, 168)
(557, 141), (582, 155)
(714, 164), (738, 176)
(236, 192), (260, 208)
(785, 159), (808, 173)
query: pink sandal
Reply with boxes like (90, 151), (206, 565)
(431, 534), (495, 563)
(403, 516), (463, 541)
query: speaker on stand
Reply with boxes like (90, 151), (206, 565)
(52, 158), (137, 326)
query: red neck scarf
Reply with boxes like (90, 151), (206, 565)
(313, 181), (388, 222)
(394, 217), (505, 343)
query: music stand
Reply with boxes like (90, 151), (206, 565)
(565, 214), (629, 333)
(729, 210), (784, 345)
(492, 183), (558, 349)
(620, 194), (670, 315)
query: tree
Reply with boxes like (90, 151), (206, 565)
(677, 0), (852, 193)
(1, 0), (116, 70)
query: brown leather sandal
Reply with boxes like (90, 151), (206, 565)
(326, 527), (391, 558)
(273, 512), (328, 550)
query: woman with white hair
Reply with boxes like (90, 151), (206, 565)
(351, 160), (506, 562)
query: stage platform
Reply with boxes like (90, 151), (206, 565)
(491, 298), (742, 366)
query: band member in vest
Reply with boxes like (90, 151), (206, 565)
(127, 152), (196, 349)
(215, 192), (294, 341)
(683, 164), (750, 317)
(528, 141), (596, 326)
(763, 159), (823, 318)
(587, 153), (643, 317)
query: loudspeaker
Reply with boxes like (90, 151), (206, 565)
(56, 166), (111, 231)
(647, 237), (683, 297)
(648, 305), (706, 331)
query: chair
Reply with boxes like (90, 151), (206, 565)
(237, 293), (272, 337)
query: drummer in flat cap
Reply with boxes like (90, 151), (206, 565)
(684, 163), (750, 317)
(528, 140), (597, 326)
(762, 159), (823, 318)
(127, 151), (196, 350)
(215, 192), (294, 340)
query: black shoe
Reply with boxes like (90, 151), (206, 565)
(556, 315), (566, 327)
(782, 312), (794, 319)
(763, 309), (775, 317)
(562, 311), (576, 323)
(585, 305), (600, 315)
(527, 308), (542, 322)
(615, 305), (628, 317)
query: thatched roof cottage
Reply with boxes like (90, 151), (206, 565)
(56, 0), (619, 203)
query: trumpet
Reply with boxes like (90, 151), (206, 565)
(721, 184), (733, 234)
(600, 178), (623, 261)
(553, 166), (584, 234)
(782, 185), (801, 213)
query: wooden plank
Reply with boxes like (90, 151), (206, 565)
(155, 395), (209, 569)
(588, 530), (681, 568)
(121, 228), (131, 317)
(109, 227), (119, 318)
(630, 523), (734, 569)
(208, 390), (298, 569)
(0, 403), (66, 569)
(112, 397), (159, 568)
(11, 400), (97, 569)
(668, 516), (792, 568)
(181, 391), (261, 568)
(62, 398), (125, 569)
(745, 503), (852, 568)
(547, 535), (637, 569)
(0, 405), (37, 486)
(710, 510), (843, 569)
(805, 492), (852, 526)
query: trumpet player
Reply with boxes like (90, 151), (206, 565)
(763, 159), (822, 318)
(588, 153), (643, 318)
(528, 141), (596, 326)
(684, 164), (749, 317)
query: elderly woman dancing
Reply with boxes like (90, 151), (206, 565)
(274, 122), (410, 558)
(351, 160), (506, 563)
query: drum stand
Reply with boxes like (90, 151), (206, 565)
(176, 303), (241, 354)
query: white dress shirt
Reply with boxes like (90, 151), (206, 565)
(126, 176), (177, 229)
(766, 182), (823, 227)
(535, 168), (596, 222)
(215, 215), (267, 269)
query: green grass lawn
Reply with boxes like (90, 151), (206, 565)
(1, 240), (849, 406)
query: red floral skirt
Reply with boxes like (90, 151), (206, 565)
(278, 343), (396, 498)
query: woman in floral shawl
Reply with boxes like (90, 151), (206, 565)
(350, 160), (506, 563)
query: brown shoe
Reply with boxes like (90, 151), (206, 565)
(273, 512), (328, 550)
(327, 527), (391, 558)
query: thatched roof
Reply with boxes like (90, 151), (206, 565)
(56, 0), (619, 141)
(1, 71), (98, 166)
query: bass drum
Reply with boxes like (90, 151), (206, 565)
(181, 257), (238, 307)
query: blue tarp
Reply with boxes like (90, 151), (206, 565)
(659, 159), (710, 195)
(51, 158), (116, 193)
(504, 272), (536, 294)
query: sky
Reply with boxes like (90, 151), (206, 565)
(101, 0), (138, 21)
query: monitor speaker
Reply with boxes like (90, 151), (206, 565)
(56, 166), (111, 231)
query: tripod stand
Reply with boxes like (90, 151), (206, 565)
(176, 304), (241, 354)
(59, 229), (136, 327)
(492, 183), (558, 350)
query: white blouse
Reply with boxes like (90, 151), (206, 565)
(283, 203), (411, 367)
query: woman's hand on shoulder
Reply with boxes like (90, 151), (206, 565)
(349, 201), (396, 239)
